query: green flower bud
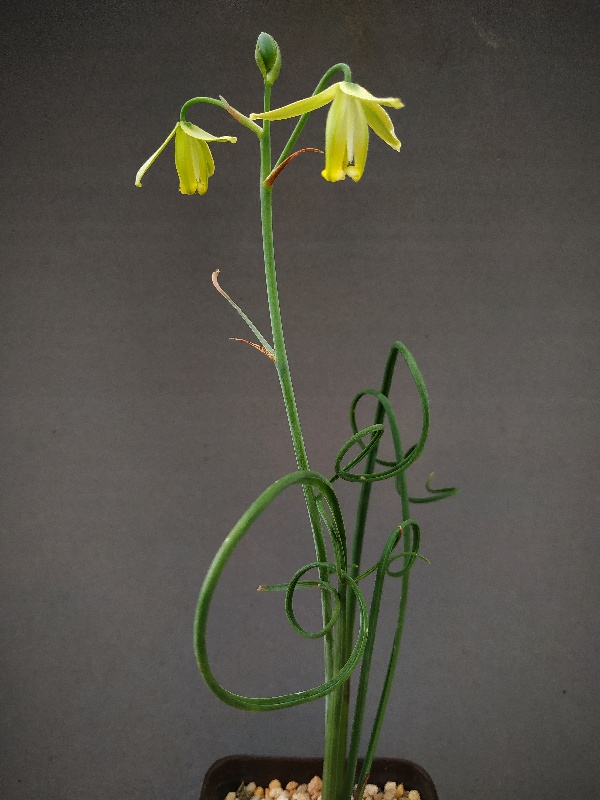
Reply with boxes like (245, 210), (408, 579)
(255, 32), (281, 85)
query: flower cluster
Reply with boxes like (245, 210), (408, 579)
(136, 78), (402, 193)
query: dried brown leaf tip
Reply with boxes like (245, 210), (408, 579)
(229, 338), (275, 361)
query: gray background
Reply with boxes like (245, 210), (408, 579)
(1, 1), (599, 798)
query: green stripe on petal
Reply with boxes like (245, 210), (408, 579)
(199, 140), (215, 180)
(322, 91), (350, 182)
(250, 83), (339, 121)
(196, 140), (212, 194)
(135, 125), (178, 187)
(362, 102), (401, 151)
(346, 100), (369, 182)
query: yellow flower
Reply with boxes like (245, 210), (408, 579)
(250, 81), (403, 182)
(135, 121), (237, 195)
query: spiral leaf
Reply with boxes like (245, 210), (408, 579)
(285, 562), (342, 639)
(194, 469), (369, 711)
(337, 342), (430, 483)
(409, 471), (459, 503)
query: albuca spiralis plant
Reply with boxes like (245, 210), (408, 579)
(136, 32), (456, 800)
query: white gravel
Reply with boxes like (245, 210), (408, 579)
(226, 777), (420, 800)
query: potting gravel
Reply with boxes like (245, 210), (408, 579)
(225, 776), (421, 800)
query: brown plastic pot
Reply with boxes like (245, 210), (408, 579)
(199, 756), (438, 800)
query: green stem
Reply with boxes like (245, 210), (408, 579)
(180, 95), (262, 137)
(259, 82), (347, 800)
(180, 96), (226, 121)
(355, 569), (411, 792)
(339, 377), (392, 794)
(348, 487), (413, 798)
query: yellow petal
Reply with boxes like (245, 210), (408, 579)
(322, 91), (350, 182)
(135, 125), (178, 187)
(361, 102), (401, 151)
(175, 125), (203, 194)
(340, 81), (404, 109)
(250, 83), (339, 121)
(179, 120), (237, 143)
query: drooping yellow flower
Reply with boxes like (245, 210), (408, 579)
(250, 81), (403, 182)
(135, 121), (237, 195)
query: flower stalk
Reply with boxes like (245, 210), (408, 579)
(258, 80), (338, 690)
(259, 79), (351, 800)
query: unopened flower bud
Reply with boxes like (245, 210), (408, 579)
(255, 32), (281, 85)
